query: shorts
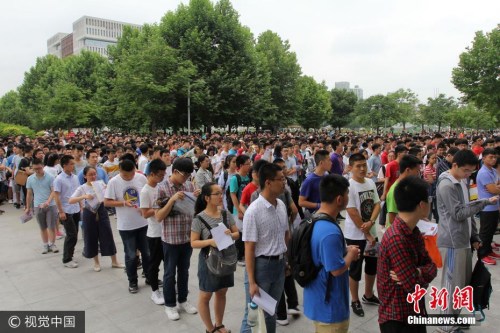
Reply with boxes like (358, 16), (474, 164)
(0, 181), (7, 194)
(345, 238), (377, 282)
(34, 206), (58, 230)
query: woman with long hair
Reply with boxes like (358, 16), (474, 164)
(191, 183), (239, 333)
(423, 152), (438, 221)
(69, 166), (123, 271)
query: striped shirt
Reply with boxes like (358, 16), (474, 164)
(157, 178), (196, 244)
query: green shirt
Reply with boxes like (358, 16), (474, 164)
(385, 180), (399, 228)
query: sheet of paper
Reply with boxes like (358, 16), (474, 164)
(417, 220), (438, 236)
(91, 180), (106, 203)
(211, 223), (234, 251)
(173, 192), (196, 215)
(252, 287), (277, 316)
(20, 211), (33, 224)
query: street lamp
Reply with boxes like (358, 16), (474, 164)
(187, 80), (191, 135)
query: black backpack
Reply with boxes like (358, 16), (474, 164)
(225, 174), (249, 212)
(290, 213), (344, 302)
(470, 259), (492, 321)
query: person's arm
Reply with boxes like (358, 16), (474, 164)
(381, 176), (389, 201)
(332, 245), (359, 276)
(24, 188), (33, 212)
(298, 195), (320, 210)
(245, 241), (259, 298)
(155, 191), (184, 221)
(68, 192), (92, 204)
(289, 201), (298, 224)
(53, 191), (66, 221)
(191, 231), (216, 249)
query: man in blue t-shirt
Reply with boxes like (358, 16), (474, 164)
(476, 148), (500, 265)
(304, 174), (360, 333)
(299, 150), (331, 215)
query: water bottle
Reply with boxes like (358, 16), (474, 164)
(247, 302), (258, 327)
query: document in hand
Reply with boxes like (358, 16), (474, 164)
(417, 220), (438, 236)
(210, 223), (234, 250)
(252, 288), (277, 316)
(173, 192), (196, 215)
(91, 180), (106, 203)
(20, 211), (33, 224)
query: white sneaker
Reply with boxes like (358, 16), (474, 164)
(8, 199), (13, 204)
(151, 290), (165, 305)
(165, 306), (180, 321)
(277, 318), (289, 326)
(178, 301), (198, 314)
(49, 244), (59, 253)
(64, 261), (78, 268)
(42, 244), (49, 254)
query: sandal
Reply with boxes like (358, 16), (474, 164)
(213, 325), (230, 333)
(112, 263), (125, 268)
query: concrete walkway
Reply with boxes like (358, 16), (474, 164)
(0, 202), (498, 332)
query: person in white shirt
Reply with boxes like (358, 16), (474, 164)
(104, 159), (151, 294)
(344, 153), (381, 317)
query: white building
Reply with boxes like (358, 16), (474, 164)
(47, 16), (141, 58)
(334, 81), (364, 100)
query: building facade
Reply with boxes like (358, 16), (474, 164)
(47, 16), (141, 58)
(334, 81), (364, 100)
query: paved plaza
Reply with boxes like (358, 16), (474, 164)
(0, 203), (499, 332)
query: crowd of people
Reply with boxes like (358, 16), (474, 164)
(0, 129), (499, 333)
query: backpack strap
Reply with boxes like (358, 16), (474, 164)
(312, 212), (344, 304)
(221, 210), (229, 229)
(197, 215), (213, 237)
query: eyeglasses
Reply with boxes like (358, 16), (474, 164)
(176, 170), (189, 179)
(271, 177), (287, 182)
(210, 192), (223, 196)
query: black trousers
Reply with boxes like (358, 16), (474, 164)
(235, 231), (244, 261)
(478, 210), (499, 259)
(62, 212), (80, 263)
(147, 236), (164, 291)
(276, 274), (299, 320)
(380, 320), (426, 333)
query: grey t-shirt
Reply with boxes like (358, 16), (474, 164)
(191, 210), (236, 241)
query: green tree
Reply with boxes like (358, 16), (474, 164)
(387, 88), (419, 131)
(329, 88), (357, 130)
(355, 95), (396, 134)
(111, 24), (196, 132)
(0, 91), (30, 126)
(159, 0), (268, 130)
(422, 94), (457, 132)
(452, 26), (500, 117)
(255, 30), (301, 127)
(295, 76), (331, 131)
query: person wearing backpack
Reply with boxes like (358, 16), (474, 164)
(217, 155), (237, 211)
(303, 174), (360, 333)
(229, 154), (252, 266)
(191, 183), (240, 333)
(436, 150), (498, 333)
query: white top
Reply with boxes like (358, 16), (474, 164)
(345, 177), (380, 240)
(138, 155), (149, 174)
(105, 172), (148, 231)
(242, 194), (288, 257)
(139, 183), (161, 238)
(72, 183), (100, 211)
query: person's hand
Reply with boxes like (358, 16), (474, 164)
(193, 189), (201, 197)
(390, 270), (402, 284)
(85, 194), (93, 200)
(347, 245), (360, 261)
(210, 239), (217, 247)
(249, 282), (260, 299)
(24, 207), (30, 214)
(380, 194), (386, 201)
(361, 221), (372, 233)
(366, 234), (376, 246)
(224, 229), (232, 235)
(59, 212), (67, 220)
(172, 191), (185, 202)
(488, 196), (499, 204)
(238, 211), (243, 220)
(472, 242), (481, 250)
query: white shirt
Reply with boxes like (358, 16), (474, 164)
(345, 178), (380, 240)
(138, 155), (149, 174)
(105, 173), (148, 231)
(242, 194), (288, 257)
(139, 183), (161, 238)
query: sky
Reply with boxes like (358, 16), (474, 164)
(0, 0), (498, 103)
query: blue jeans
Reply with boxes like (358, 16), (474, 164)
(240, 257), (286, 333)
(118, 226), (150, 284)
(162, 242), (193, 307)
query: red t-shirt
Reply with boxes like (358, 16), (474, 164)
(472, 145), (484, 156)
(381, 151), (389, 165)
(385, 160), (400, 191)
(240, 182), (259, 207)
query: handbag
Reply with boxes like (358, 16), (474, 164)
(197, 210), (238, 276)
(14, 170), (28, 186)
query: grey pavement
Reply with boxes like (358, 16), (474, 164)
(0, 202), (499, 332)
